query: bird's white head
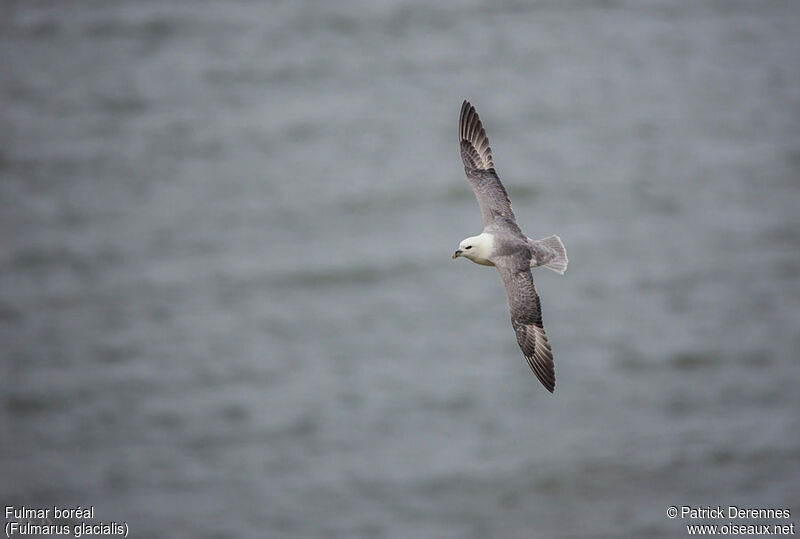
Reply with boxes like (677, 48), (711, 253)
(452, 233), (494, 265)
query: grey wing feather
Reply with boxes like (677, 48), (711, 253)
(496, 262), (556, 392)
(459, 101), (516, 227)
(459, 100), (494, 170)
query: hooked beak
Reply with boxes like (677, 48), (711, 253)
(452, 249), (463, 259)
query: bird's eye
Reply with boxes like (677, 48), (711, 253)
(465, 246), (472, 250)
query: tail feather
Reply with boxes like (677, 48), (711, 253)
(539, 235), (568, 275)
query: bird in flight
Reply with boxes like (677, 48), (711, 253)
(452, 101), (568, 392)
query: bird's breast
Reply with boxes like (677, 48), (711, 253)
(471, 232), (496, 265)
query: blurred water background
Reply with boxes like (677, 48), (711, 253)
(2, 1), (799, 537)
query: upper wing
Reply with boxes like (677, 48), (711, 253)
(459, 100), (516, 227)
(496, 262), (556, 392)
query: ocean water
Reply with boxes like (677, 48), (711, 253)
(1, 1), (799, 537)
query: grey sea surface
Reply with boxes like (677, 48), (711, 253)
(2, 1), (799, 537)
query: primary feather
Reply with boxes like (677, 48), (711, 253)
(459, 101), (515, 227)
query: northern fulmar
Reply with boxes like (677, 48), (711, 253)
(452, 101), (568, 393)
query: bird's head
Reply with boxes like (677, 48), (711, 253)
(452, 234), (491, 263)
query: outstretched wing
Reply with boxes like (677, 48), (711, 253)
(496, 262), (556, 392)
(459, 100), (516, 227)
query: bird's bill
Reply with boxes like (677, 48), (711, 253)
(452, 250), (463, 259)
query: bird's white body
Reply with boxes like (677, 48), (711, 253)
(458, 232), (568, 273)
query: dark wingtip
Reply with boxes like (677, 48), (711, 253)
(538, 373), (556, 393)
(458, 100), (494, 170)
(526, 354), (556, 393)
(460, 100), (470, 124)
(540, 374), (556, 393)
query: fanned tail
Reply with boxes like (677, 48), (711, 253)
(539, 235), (568, 275)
